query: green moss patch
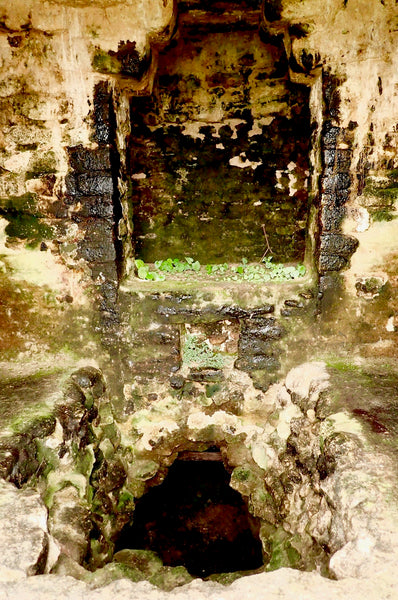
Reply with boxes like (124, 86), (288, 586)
(5, 214), (53, 246)
(0, 192), (39, 215)
(0, 370), (65, 431)
(92, 48), (122, 75)
(182, 334), (225, 369)
(363, 171), (398, 222)
(26, 150), (57, 179)
(371, 209), (396, 222)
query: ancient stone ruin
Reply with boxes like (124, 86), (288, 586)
(1, 1), (398, 599)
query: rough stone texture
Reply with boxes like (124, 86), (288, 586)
(0, 0), (396, 368)
(1, 1), (398, 599)
(4, 362), (398, 587)
(0, 567), (398, 599)
(129, 8), (310, 264)
(117, 282), (316, 398)
(2, 359), (398, 596)
(0, 0), (175, 357)
(285, 361), (329, 410)
(264, 0), (398, 361)
(48, 486), (92, 565)
(0, 0), (396, 360)
(0, 479), (58, 580)
(236, 316), (285, 374)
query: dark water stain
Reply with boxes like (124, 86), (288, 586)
(327, 367), (398, 457)
(351, 408), (389, 434)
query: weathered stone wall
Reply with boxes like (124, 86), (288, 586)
(0, 0), (174, 353)
(1, 1), (398, 596)
(129, 3), (310, 264)
(264, 0), (398, 360)
(0, 0), (396, 363)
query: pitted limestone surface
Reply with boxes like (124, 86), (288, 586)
(2, 361), (398, 596)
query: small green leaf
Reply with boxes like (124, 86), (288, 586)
(137, 266), (149, 279)
(297, 265), (306, 276)
(159, 258), (173, 272)
(137, 255), (305, 283)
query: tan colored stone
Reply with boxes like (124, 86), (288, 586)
(0, 479), (58, 580)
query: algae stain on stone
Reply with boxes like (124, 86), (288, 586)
(5, 214), (54, 247)
(128, 23), (311, 264)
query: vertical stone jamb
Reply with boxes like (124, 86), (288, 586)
(317, 71), (359, 310)
(64, 81), (125, 343)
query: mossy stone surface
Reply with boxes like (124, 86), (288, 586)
(0, 371), (66, 431)
(92, 48), (122, 75)
(0, 192), (39, 215)
(128, 25), (310, 264)
(148, 565), (194, 591)
(5, 214), (54, 246)
(113, 549), (163, 577)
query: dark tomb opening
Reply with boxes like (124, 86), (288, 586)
(115, 452), (263, 578)
(127, 1), (311, 265)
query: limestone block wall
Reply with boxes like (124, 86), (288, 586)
(0, 0), (397, 390)
(264, 0), (398, 358)
(0, 0), (174, 350)
(0, 0), (173, 266)
(1, 2), (398, 593)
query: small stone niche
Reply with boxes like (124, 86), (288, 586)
(114, 450), (264, 577)
(128, 1), (311, 265)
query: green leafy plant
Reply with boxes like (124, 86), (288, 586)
(154, 257), (201, 273)
(206, 263), (229, 275)
(228, 256), (306, 282)
(135, 256), (306, 283)
(221, 257), (306, 283)
(135, 259), (165, 281)
(182, 334), (225, 369)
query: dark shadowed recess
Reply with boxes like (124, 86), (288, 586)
(127, 3), (311, 265)
(114, 454), (263, 578)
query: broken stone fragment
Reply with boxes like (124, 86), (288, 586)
(188, 369), (224, 382)
(148, 565), (193, 591)
(0, 479), (59, 580)
(285, 361), (330, 412)
(47, 485), (92, 564)
(241, 317), (284, 340)
(169, 374), (185, 389)
(235, 355), (280, 372)
(70, 366), (106, 400)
